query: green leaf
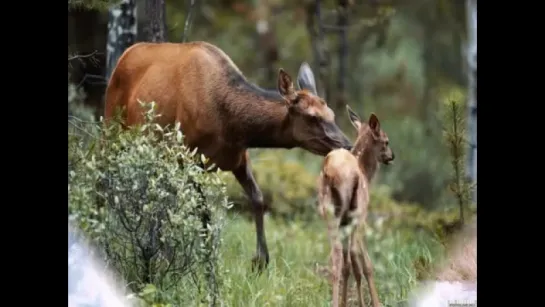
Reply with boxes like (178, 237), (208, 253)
(200, 154), (208, 165)
(176, 130), (183, 143)
(140, 283), (157, 296)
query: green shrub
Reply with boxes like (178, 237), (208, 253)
(68, 102), (231, 306)
(221, 149), (321, 221)
(440, 96), (476, 225)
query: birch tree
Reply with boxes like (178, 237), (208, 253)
(466, 0), (477, 204)
(105, 0), (137, 81)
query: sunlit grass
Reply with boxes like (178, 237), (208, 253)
(219, 215), (444, 307)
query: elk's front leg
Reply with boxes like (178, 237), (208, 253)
(232, 155), (269, 272)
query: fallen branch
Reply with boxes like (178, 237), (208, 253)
(68, 51), (100, 62)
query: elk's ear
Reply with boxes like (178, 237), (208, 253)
(277, 68), (297, 102)
(296, 62), (318, 95)
(346, 105), (361, 130)
(368, 113), (381, 135)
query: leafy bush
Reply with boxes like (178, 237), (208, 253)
(68, 102), (231, 306)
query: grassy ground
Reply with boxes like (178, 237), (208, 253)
(218, 215), (445, 307)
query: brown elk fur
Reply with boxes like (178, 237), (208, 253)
(317, 106), (394, 307)
(104, 41), (352, 270)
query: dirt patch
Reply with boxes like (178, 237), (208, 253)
(407, 219), (477, 307)
(435, 219), (477, 282)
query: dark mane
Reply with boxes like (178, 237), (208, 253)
(201, 42), (284, 103)
(226, 68), (284, 102)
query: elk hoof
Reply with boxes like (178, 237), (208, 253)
(251, 254), (269, 273)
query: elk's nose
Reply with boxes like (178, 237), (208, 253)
(391, 152), (395, 160)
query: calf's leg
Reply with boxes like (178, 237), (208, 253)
(340, 240), (351, 307)
(359, 238), (381, 307)
(350, 233), (366, 307)
(330, 238), (343, 307)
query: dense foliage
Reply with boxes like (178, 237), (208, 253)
(69, 102), (231, 306)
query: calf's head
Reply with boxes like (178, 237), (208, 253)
(276, 63), (352, 156)
(346, 105), (394, 165)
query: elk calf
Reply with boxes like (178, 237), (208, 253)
(317, 106), (394, 307)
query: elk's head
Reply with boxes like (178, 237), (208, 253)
(276, 63), (352, 156)
(346, 105), (394, 165)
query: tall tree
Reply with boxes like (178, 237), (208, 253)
(466, 0), (477, 203)
(253, 0), (279, 87)
(336, 0), (350, 110)
(105, 0), (137, 81)
(145, 0), (168, 42)
(309, 0), (330, 101)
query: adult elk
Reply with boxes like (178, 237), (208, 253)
(104, 41), (352, 270)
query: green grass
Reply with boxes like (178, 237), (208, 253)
(218, 215), (444, 307)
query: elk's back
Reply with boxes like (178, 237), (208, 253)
(104, 42), (243, 169)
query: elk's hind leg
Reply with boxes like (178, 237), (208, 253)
(319, 180), (342, 306)
(350, 233), (366, 307)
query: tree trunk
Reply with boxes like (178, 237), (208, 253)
(315, 0), (331, 101)
(466, 0), (477, 204)
(145, 0), (168, 42)
(105, 0), (137, 82)
(336, 0), (349, 110)
(253, 0), (279, 87)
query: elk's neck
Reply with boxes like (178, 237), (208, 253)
(223, 83), (295, 149)
(353, 136), (379, 183)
